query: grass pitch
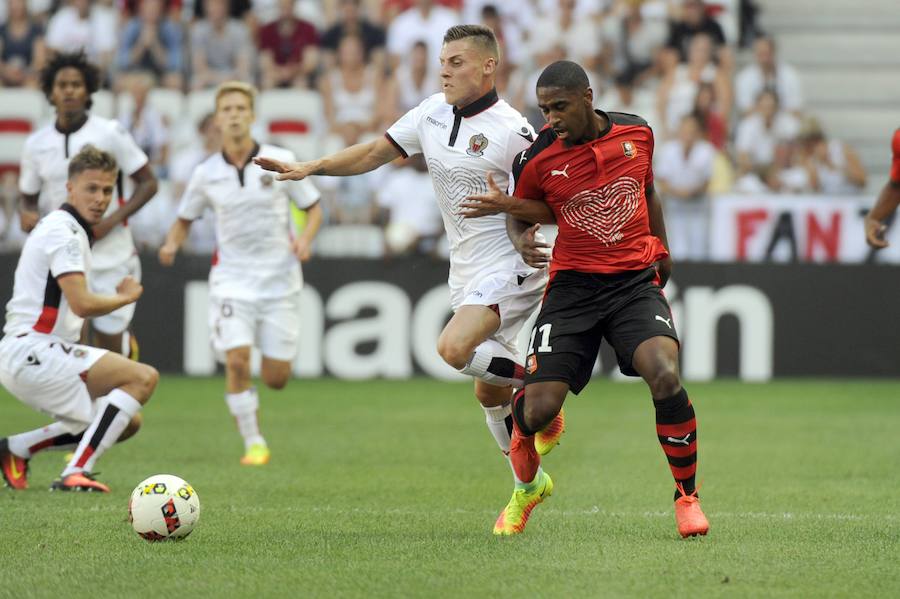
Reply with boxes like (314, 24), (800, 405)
(1, 377), (899, 598)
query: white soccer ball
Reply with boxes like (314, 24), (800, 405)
(129, 474), (200, 541)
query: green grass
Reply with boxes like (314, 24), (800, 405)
(1, 378), (899, 598)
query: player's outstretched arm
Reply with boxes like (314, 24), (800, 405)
(864, 181), (900, 249)
(159, 218), (193, 266)
(460, 174), (555, 223)
(646, 185), (673, 287)
(57, 272), (143, 318)
(254, 136), (402, 181)
(292, 202), (323, 262)
(94, 164), (159, 240)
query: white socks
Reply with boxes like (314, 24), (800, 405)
(63, 389), (142, 477)
(8, 422), (81, 459)
(226, 388), (265, 450)
(482, 402), (528, 486)
(458, 340), (525, 389)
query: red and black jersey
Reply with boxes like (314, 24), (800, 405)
(511, 110), (668, 276)
(890, 128), (900, 184)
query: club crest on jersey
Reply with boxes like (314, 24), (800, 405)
(621, 141), (637, 159)
(526, 354), (538, 374)
(467, 133), (488, 157)
(260, 174), (274, 187)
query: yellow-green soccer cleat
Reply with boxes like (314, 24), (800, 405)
(535, 408), (565, 456)
(492, 471), (554, 535)
(240, 443), (271, 466)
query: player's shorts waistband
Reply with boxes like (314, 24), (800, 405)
(552, 267), (656, 286)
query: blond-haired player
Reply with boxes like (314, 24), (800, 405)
(160, 82), (322, 466)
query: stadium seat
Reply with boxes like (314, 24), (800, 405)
(0, 88), (47, 174)
(314, 225), (385, 258)
(257, 89), (324, 161)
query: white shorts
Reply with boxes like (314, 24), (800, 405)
(208, 294), (300, 362)
(0, 333), (107, 433)
(452, 268), (548, 355)
(90, 254), (141, 335)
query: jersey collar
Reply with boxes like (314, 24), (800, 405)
(55, 113), (89, 135)
(453, 88), (499, 118)
(60, 203), (95, 245)
(222, 141), (261, 186)
(594, 109), (613, 139)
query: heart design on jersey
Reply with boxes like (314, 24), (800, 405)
(560, 176), (641, 246)
(426, 159), (489, 233)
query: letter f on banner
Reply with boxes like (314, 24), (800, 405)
(736, 209), (769, 260)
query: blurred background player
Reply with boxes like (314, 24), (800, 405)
(17, 50), (158, 358)
(255, 25), (564, 527)
(864, 128), (900, 249)
(159, 82), (322, 466)
(463, 60), (708, 538)
(0, 146), (158, 493)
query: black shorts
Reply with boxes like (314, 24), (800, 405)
(524, 268), (679, 394)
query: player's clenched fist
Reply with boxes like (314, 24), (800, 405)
(116, 275), (143, 303)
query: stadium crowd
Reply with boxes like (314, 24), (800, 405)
(0, 0), (869, 258)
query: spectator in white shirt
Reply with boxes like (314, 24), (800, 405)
(793, 116), (867, 196)
(45, 0), (116, 82)
(655, 112), (715, 261)
(529, 0), (601, 72)
(386, 0), (458, 76)
(735, 36), (804, 116)
(734, 89), (799, 176)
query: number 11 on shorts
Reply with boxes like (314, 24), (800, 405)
(529, 323), (553, 353)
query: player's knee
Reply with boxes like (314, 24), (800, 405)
(262, 370), (290, 390)
(226, 353), (251, 380)
(647, 368), (681, 399)
(523, 390), (562, 431)
(436, 336), (469, 370)
(135, 365), (159, 402)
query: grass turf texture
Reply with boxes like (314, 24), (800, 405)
(1, 378), (899, 598)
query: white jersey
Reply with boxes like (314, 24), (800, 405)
(177, 143), (320, 302)
(3, 206), (92, 343)
(18, 114), (149, 270)
(386, 91), (536, 291)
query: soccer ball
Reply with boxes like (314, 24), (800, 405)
(129, 474), (200, 541)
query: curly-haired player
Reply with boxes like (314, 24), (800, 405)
(18, 50), (158, 357)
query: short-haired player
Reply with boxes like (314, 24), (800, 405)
(1, 146), (158, 493)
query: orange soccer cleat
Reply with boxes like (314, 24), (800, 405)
(1, 438), (29, 490)
(674, 484), (709, 538)
(50, 472), (110, 493)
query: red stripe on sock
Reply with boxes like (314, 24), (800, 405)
(513, 363), (525, 381)
(669, 464), (697, 480)
(29, 439), (55, 454)
(74, 446), (94, 468)
(662, 441), (697, 458)
(656, 419), (696, 437)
